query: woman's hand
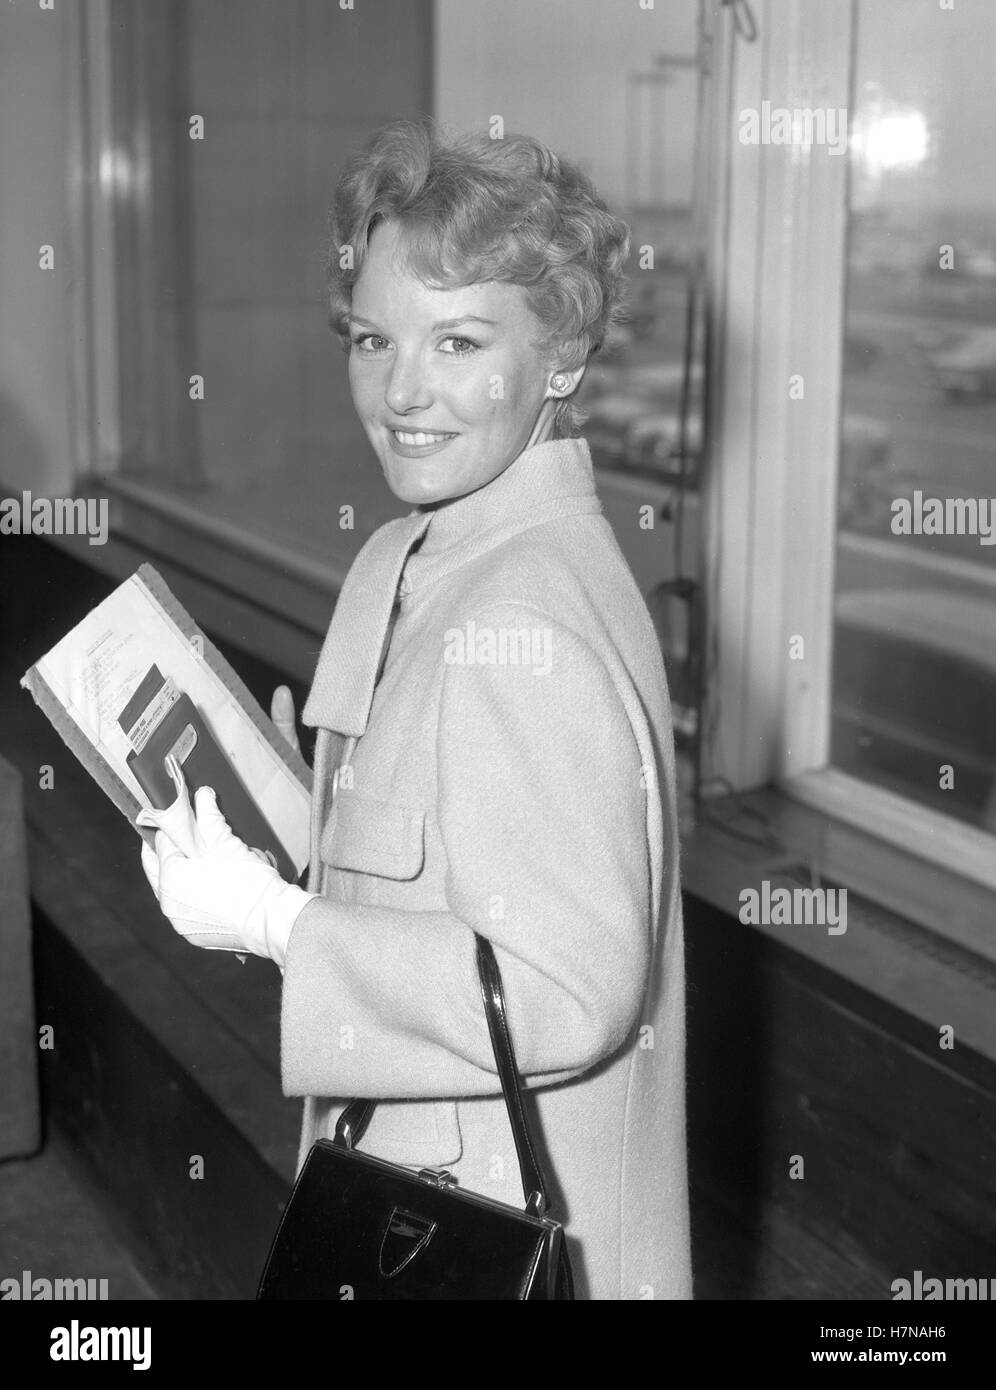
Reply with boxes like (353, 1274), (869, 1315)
(271, 685), (300, 753)
(137, 754), (315, 968)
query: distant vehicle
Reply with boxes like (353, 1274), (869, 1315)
(584, 391), (655, 434)
(586, 382), (891, 517)
(580, 357), (705, 477)
(924, 326), (996, 399)
(625, 412), (703, 474)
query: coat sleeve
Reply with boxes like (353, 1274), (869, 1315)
(280, 602), (656, 1100)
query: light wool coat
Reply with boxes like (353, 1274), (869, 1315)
(281, 437), (692, 1300)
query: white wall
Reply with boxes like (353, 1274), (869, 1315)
(0, 0), (75, 496)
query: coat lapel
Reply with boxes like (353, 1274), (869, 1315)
(301, 509), (433, 737)
(301, 510), (433, 892)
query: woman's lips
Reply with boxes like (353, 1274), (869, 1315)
(386, 428), (459, 459)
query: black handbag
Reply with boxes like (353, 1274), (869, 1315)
(257, 933), (575, 1300)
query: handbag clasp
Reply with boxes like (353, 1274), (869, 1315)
(526, 1189), (547, 1219)
(417, 1167), (458, 1189)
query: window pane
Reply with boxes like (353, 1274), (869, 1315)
(114, 0), (434, 569)
(831, 0), (996, 831)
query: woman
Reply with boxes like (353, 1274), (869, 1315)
(139, 121), (691, 1301)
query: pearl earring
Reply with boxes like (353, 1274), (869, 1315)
(550, 373), (570, 394)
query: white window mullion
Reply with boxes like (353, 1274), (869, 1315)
(701, 0), (852, 792)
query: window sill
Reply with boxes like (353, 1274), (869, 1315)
(680, 784), (996, 1084)
(50, 474), (352, 686)
(781, 766), (996, 900)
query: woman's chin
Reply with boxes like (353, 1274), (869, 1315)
(380, 464), (454, 507)
(384, 479), (440, 506)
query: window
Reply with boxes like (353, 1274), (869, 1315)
(81, 0), (433, 580)
(701, 0), (996, 915)
(831, 0), (996, 836)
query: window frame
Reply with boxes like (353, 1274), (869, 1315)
(702, 0), (996, 907)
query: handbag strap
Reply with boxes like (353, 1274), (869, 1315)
(334, 934), (553, 1219)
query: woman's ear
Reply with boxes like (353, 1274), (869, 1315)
(544, 364), (586, 401)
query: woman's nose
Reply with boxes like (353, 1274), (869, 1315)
(384, 352), (432, 415)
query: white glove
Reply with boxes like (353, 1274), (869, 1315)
(136, 755), (316, 968)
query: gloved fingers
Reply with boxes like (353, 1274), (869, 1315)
(154, 826), (193, 878)
(135, 754), (204, 857)
(192, 785), (262, 861)
(191, 784), (233, 845)
(271, 685), (301, 753)
(139, 827), (187, 908)
(137, 823), (309, 963)
(135, 800), (201, 858)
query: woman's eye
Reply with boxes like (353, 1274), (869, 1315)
(440, 336), (479, 356)
(351, 334), (390, 353)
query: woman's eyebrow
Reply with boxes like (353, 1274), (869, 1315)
(347, 314), (499, 331)
(430, 316), (499, 331)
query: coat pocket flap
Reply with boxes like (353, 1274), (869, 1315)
(321, 787), (425, 880)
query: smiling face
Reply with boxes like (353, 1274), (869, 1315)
(346, 218), (575, 506)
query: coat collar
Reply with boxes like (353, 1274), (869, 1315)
(302, 436), (602, 736)
(400, 435), (602, 596)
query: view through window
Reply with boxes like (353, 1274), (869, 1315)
(831, 0), (996, 834)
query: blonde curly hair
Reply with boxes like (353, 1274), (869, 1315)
(327, 121), (631, 438)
